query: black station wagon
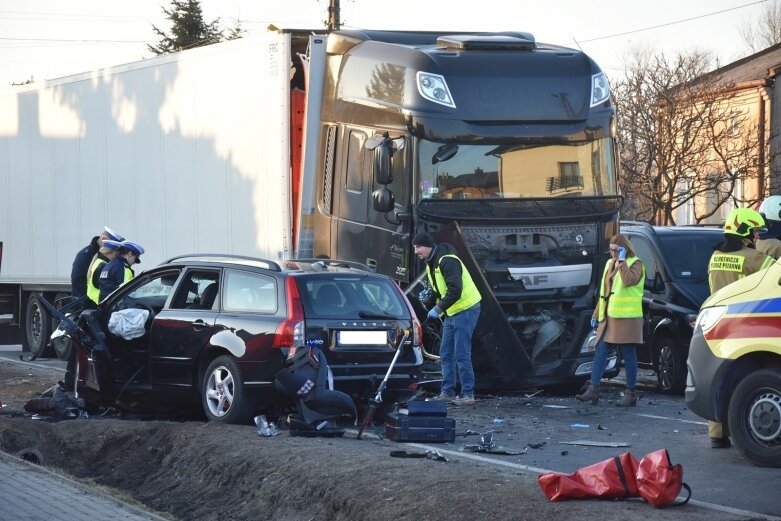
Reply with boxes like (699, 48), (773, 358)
(70, 255), (423, 424)
(621, 223), (723, 394)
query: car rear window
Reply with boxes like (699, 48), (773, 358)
(297, 275), (409, 319)
(659, 234), (721, 280)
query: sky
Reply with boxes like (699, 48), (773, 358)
(0, 0), (773, 89)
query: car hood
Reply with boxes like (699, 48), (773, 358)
(701, 265), (771, 308)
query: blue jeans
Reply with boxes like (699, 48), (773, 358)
(590, 339), (637, 388)
(439, 303), (480, 397)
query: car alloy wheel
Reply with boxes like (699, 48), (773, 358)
(202, 355), (252, 424)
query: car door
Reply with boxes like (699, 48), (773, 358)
(102, 269), (182, 385)
(150, 268), (221, 391)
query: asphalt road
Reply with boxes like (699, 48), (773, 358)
(1, 344), (779, 520)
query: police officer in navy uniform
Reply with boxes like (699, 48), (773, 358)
(70, 226), (124, 298)
(99, 241), (144, 302)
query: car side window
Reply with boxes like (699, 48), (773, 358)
(629, 236), (658, 284)
(108, 270), (181, 314)
(224, 270), (277, 313)
(170, 270), (221, 310)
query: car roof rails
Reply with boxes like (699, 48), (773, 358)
(161, 254), (282, 271)
(289, 258), (371, 272)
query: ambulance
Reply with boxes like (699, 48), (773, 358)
(685, 260), (781, 468)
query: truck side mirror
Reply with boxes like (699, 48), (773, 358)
(372, 187), (395, 212)
(648, 272), (665, 293)
(373, 142), (393, 185)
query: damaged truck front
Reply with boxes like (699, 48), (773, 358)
(311, 30), (621, 390)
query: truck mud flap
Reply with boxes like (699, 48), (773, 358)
(435, 222), (534, 388)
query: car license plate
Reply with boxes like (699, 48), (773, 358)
(337, 330), (387, 346)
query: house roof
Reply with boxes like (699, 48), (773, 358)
(705, 43), (781, 87)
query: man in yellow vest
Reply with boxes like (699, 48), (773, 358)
(413, 232), (482, 406)
(706, 207), (774, 448)
(85, 239), (121, 304)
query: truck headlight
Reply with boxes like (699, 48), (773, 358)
(694, 306), (726, 332)
(417, 72), (456, 108)
(590, 72), (610, 107)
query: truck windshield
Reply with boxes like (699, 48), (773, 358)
(417, 138), (617, 199)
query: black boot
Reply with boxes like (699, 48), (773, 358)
(615, 388), (637, 407)
(575, 384), (600, 405)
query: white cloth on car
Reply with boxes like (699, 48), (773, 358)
(108, 308), (150, 340)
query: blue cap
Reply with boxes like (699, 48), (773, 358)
(120, 241), (144, 264)
(101, 239), (121, 251)
(103, 226), (124, 242)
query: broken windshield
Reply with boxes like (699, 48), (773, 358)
(417, 138), (617, 200)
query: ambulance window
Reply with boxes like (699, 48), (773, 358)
(629, 236), (657, 283)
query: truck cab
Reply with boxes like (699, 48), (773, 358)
(309, 30), (621, 390)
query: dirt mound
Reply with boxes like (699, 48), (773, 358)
(0, 360), (747, 521)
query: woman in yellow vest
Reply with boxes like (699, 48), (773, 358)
(576, 233), (645, 407)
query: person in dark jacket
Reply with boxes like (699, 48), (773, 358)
(70, 226), (124, 297)
(98, 241), (144, 302)
(413, 232), (482, 406)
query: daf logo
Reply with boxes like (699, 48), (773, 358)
(518, 274), (549, 286)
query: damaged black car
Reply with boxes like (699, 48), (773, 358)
(48, 255), (423, 425)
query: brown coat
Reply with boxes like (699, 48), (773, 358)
(592, 257), (644, 344)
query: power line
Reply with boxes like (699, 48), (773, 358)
(575, 0), (768, 44)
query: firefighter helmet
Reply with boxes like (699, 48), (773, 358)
(723, 207), (767, 237)
(759, 195), (781, 222)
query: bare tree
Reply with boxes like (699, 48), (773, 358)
(739, 0), (781, 54)
(614, 48), (768, 224)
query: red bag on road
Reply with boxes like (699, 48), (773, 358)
(538, 452), (639, 501)
(636, 449), (691, 507)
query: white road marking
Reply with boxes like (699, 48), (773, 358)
(635, 412), (708, 425)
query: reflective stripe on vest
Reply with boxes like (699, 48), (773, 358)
(86, 256), (107, 304)
(426, 254), (481, 316)
(597, 256), (644, 320)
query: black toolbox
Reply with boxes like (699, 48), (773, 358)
(384, 401), (455, 443)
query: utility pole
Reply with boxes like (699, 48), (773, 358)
(327, 0), (340, 31)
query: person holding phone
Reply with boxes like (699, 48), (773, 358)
(576, 233), (645, 407)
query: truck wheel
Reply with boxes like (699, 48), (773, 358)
(654, 336), (686, 394)
(202, 356), (252, 424)
(727, 368), (781, 468)
(25, 294), (52, 358)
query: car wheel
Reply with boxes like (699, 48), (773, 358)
(202, 355), (252, 424)
(654, 336), (686, 394)
(52, 334), (73, 361)
(727, 368), (781, 468)
(25, 294), (52, 358)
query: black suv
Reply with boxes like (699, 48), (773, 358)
(621, 223), (723, 394)
(69, 255), (423, 423)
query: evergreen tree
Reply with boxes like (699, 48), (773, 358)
(148, 0), (224, 55)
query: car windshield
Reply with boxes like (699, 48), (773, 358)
(417, 138), (617, 199)
(659, 234), (721, 280)
(297, 276), (408, 319)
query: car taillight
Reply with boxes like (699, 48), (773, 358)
(272, 278), (305, 349)
(400, 288), (422, 346)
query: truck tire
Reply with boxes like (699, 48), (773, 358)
(727, 368), (781, 468)
(201, 355), (253, 424)
(25, 294), (52, 358)
(653, 336), (686, 394)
